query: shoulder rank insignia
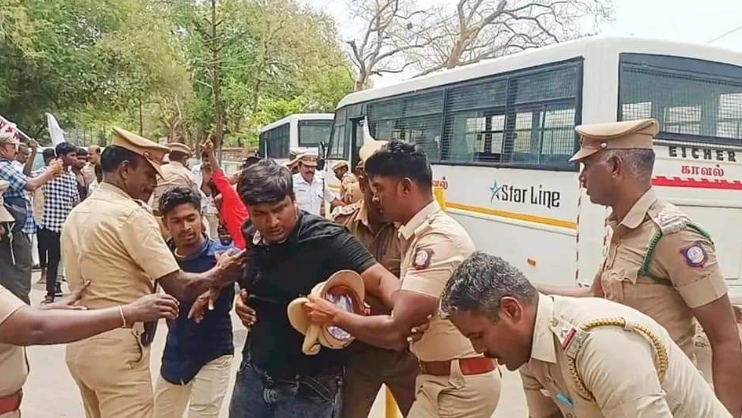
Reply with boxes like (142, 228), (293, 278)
(681, 241), (708, 268)
(648, 202), (689, 235)
(413, 248), (433, 270)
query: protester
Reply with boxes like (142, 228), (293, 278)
(32, 148), (57, 284)
(38, 142), (80, 304)
(192, 149), (220, 239)
(200, 140), (250, 249)
(0, 124), (62, 303)
(213, 159), (404, 418)
(73, 147), (91, 201)
(13, 141), (37, 176)
(153, 186), (234, 418)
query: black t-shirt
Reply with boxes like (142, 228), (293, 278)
(241, 212), (375, 377)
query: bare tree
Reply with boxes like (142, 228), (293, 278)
(346, 0), (435, 91)
(410, 0), (612, 77)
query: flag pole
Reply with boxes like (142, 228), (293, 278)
(0, 114), (33, 142)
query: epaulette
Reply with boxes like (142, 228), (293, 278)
(647, 201), (689, 235)
(330, 201), (360, 221)
(564, 317), (669, 401)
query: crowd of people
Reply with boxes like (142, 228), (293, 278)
(1, 117), (742, 418)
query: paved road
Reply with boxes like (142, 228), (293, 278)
(21, 275), (528, 417)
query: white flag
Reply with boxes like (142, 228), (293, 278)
(362, 117), (376, 143)
(46, 113), (66, 146)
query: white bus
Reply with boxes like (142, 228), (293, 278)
(258, 113), (334, 163)
(326, 37), (742, 300)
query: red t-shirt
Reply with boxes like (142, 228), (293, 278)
(212, 169), (249, 249)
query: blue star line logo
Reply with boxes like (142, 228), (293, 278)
(490, 180), (503, 203)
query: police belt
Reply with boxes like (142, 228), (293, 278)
(419, 357), (496, 376)
(0, 390), (22, 415)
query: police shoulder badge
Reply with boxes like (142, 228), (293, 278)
(681, 241), (707, 268)
(413, 249), (433, 270)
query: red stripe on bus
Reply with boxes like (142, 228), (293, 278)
(652, 176), (742, 190)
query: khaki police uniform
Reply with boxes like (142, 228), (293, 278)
(400, 201), (500, 418)
(571, 119), (728, 381)
(0, 286), (27, 418)
(62, 127), (180, 418)
(332, 200), (419, 417)
(333, 161), (361, 205)
(521, 294), (731, 418)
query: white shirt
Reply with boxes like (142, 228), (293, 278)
(293, 172), (336, 216)
(191, 163), (218, 215)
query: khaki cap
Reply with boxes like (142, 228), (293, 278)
(332, 161), (349, 171)
(570, 119), (659, 162)
(167, 142), (191, 156)
(359, 140), (387, 163)
(111, 127), (170, 177)
(287, 270), (365, 355)
(0, 180), (14, 223)
(296, 153), (318, 167)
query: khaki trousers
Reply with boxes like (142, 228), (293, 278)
(407, 361), (501, 418)
(66, 327), (153, 418)
(153, 355), (233, 418)
(342, 343), (419, 418)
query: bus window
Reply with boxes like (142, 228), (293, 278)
(264, 123), (290, 159)
(442, 61), (581, 168)
(367, 91), (444, 161)
(298, 120), (333, 147)
(619, 53), (742, 144)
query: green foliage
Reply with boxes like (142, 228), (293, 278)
(0, 0), (354, 150)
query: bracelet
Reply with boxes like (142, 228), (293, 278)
(118, 306), (127, 328)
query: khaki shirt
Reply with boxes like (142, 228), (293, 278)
(0, 286), (28, 398)
(521, 294), (731, 418)
(339, 173), (361, 204)
(331, 200), (401, 276)
(151, 161), (198, 211)
(598, 188), (727, 358)
(399, 201), (477, 362)
(61, 183), (180, 309)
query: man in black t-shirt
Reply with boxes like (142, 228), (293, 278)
(226, 159), (403, 418)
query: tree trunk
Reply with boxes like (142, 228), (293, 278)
(211, 0), (224, 149)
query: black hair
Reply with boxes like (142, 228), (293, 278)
(76, 147), (89, 156)
(440, 252), (539, 320)
(55, 142), (78, 157)
(237, 159), (294, 206)
(100, 145), (142, 173)
(364, 140), (433, 189)
(159, 186), (202, 217)
(240, 155), (261, 171)
(42, 148), (56, 162)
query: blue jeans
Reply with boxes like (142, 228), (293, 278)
(229, 359), (343, 418)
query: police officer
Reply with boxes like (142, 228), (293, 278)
(330, 141), (419, 418)
(293, 154), (343, 216)
(152, 142), (198, 215)
(332, 160), (361, 205)
(539, 118), (742, 416)
(1, 190), (180, 417)
(61, 127), (243, 418)
(306, 140), (500, 418)
(441, 252), (732, 417)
